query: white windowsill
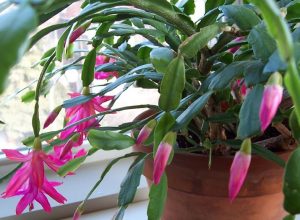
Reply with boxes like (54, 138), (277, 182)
(63, 201), (148, 220)
(0, 148), (149, 220)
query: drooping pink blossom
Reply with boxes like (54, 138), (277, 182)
(49, 93), (114, 162)
(229, 139), (251, 201)
(69, 21), (91, 44)
(153, 132), (175, 185)
(259, 73), (283, 132)
(1, 149), (66, 215)
(94, 55), (119, 80)
(60, 93), (114, 140)
(136, 119), (157, 145)
(43, 105), (62, 129)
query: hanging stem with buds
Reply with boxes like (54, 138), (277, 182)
(32, 52), (56, 149)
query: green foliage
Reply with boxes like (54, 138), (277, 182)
(175, 91), (213, 130)
(82, 49), (96, 87)
(290, 110), (300, 142)
(58, 156), (87, 176)
(159, 56), (185, 111)
(118, 154), (147, 207)
(179, 23), (221, 58)
(284, 147), (300, 214)
(247, 23), (276, 61)
(21, 90), (36, 103)
(154, 112), (176, 154)
(3, 0), (300, 218)
(150, 47), (175, 73)
(147, 174), (168, 220)
(237, 85), (264, 139)
(220, 5), (261, 30)
(0, 3), (37, 94)
(87, 130), (135, 150)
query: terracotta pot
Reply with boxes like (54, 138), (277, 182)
(133, 110), (289, 220)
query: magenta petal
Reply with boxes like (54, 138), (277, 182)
(66, 105), (81, 118)
(4, 164), (31, 197)
(228, 151), (251, 201)
(95, 72), (110, 79)
(74, 149), (87, 158)
(2, 149), (31, 162)
(43, 181), (66, 204)
(60, 139), (76, 159)
(36, 192), (52, 213)
(95, 55), (106, 65)
(97, 96), (114, 104)
(31, 151), (45, 188)
(153, 142), (172, 185)
(43, 156), (60, 172)
(16, 192), (35, 215)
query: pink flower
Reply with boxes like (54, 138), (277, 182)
(153, 132), (176, 185)
(1, 149), (66, 215)
(94, 55), (119, 80)
(231, 79), (248, 98)
(136, 119), (156, 145)
(69, 21), (91, 44)
(60, 93), (114, 140)
(49, 93), (113, 163)
(43, 105), (62, 129)
(259, 73), (283, 132)
(228, 139), (251, 201)
(228, 37), (244, 53)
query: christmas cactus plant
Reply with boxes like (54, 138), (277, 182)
(1, 0), (300, 219)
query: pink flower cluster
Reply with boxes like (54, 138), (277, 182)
(2, 54), (118, 215)
(1, 149), (66, 215)
(94, 55), (118, 80)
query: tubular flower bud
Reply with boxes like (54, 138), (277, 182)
(43, 105), (62, 129)
(73, 203), (84, 220)
(59, 133), (81, 159)
(259, 72), (283, 132)
(229, 138), (252, 201)
(69, 21), (91, 44)
(136, 119), (157, 145)
(153, 132), (176, 185)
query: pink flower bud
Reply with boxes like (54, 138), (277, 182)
(229, 138), (251, 201)
(43, 105), (62, 129)
(259, 73), (283, 132)
(60, 133), (81, 159)
(69, 21), (91, 44)
(136, 119), (157, 145)
(73, 203), (83, 220)
(228, 37), (244, 53)
(153, 132), (176, 185)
